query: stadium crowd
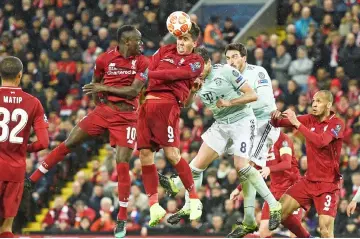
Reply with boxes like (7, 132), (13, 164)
(0, 0), (359, 237)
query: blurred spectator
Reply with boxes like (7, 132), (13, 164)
(223, 199), (242, 231)
(90, 197), (116, 232)
(245, 36), (256, 65)
(42, 196), (75, 231)
(140, 10), (161, 56)
(207, 215), (226, 234)
(254, 47), (272, 76)
(295, 7), (316, 40)
(129, 185), (149, 212)
(73, 200), (96, 229)
(339, 33), (360, 79)
(288, 46), (313, 90)
(222, 17), (238, 44)
(89, 185), (104, 212)
(271, 44), (291, 86)
(204, 16), (225, 53)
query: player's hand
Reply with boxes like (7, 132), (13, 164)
(216, 98), (231, 108)
(259, 166), (271, 179)
(191, 78), (202, 93)
(82, 83), (107, 94)
(230, 188), (241, 201)
(271, 110), (282, 119)
(347, 201), (357, 217)
(282, 109), (301, 128)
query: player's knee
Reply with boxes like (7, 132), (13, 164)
(233, 156), (249, 171)
(163, 147), (181, 166)
(319, 218), (332, 238)
(139, 149), (154, 165)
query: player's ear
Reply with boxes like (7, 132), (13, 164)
(327, 102), (332, 109)
(16, 71), (22, 85)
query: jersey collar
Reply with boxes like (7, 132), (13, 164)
(0, 86), (21, 89)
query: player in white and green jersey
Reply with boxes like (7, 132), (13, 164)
(158, 48), (282, 235)
(225, 43), (281, 237)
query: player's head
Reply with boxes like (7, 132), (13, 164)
(176, 22), (201, 55)
(0, 56), (23, 86)
(312, 90), (333, 116)
(225, 43), (247, 71)
(117, 25), (142, 56)
(194, 47), (211, 79)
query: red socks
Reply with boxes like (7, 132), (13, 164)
(282, 214), (310, 238)
(0, 232), (15, 238)
(174, 157), (198, 199)
(117, 163), (130, 221)
(30, 142), (70, 182)
(141, 164), (159, 207)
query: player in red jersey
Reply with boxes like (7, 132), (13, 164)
(228, 132), (310, 238)
(137, 22), (204, 226)
(27, 25), (148, 238)
(271, 90), (344, 238)
(0, 56), (49, 238)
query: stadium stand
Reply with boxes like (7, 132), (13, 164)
(0, 0), (359, 237)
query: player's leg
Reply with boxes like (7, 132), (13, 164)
(313, 190), (339, 238)
(281, 209), (310, 238)
(29, 111), (105, 183)
(165, 141), (219, 224)
(231, 118), (281, 231)
(113, 145), (133, 238)
(0, 181), (23, 237)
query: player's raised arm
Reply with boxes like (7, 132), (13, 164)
(271, 110), (310, 128)
(216, 66), (257, 108)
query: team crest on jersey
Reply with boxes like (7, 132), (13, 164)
(131, 60), (137, 70)
(258, 72), (265, 79)
(215, 78), (222, 86)
(232, 70), (239, 77)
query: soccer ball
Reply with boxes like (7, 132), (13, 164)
(166, 11), (192, 37)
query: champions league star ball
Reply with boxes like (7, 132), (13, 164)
(166, 11), (192, 37)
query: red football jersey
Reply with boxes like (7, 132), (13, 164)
(146, 44), (204, 103)
(0, 86), (48, 182)
(94, 47), (148, 110)
(272, 113), (344, 183)
(267, 132), (301, 192)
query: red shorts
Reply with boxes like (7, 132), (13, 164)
(0, 181), (24, 218)
(78, 104), (137, 149)
(137, 99), (180, 150)
(261, 191), (303, 221)
(285, 178), (340, 217)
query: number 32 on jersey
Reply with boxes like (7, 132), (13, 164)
(0, 107), (28, 144)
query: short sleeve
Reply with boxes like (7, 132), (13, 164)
(94, 53), (106, 77)
(326, 118), (345, 139)
(135, 55), (149, 82)
(225, 65), (246, 90)
(33, 99), (49, 130)
(253, 67), (271, 90)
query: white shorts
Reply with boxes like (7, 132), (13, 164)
(250, 119), (280, 167)
(201, 116), (257, 158)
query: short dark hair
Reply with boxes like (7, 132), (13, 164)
(117, 25), (137, 42)
(189, 22), (201, 41)
(225, 43), (247, 57)
(194, 47), (210, 62)
(0, 56), (23, 80)
(318, 90), (334, 104)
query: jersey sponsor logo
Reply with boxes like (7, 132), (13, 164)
(258, 79), (269, 84)
(236, 75), (243, 83)
(190, 62), (201, 72)
(258, 72), (265, 79)
(331, 124), (341, 138)
(232, 70), (240, 77)
(201, 92), (215, 104)
(161, 58), (175, 64)
(107, 63), (135, 75)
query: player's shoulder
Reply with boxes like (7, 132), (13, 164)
(161, 44), (177, 53)
(249, 64), (268, 75)
(18, 90), (43, 109)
